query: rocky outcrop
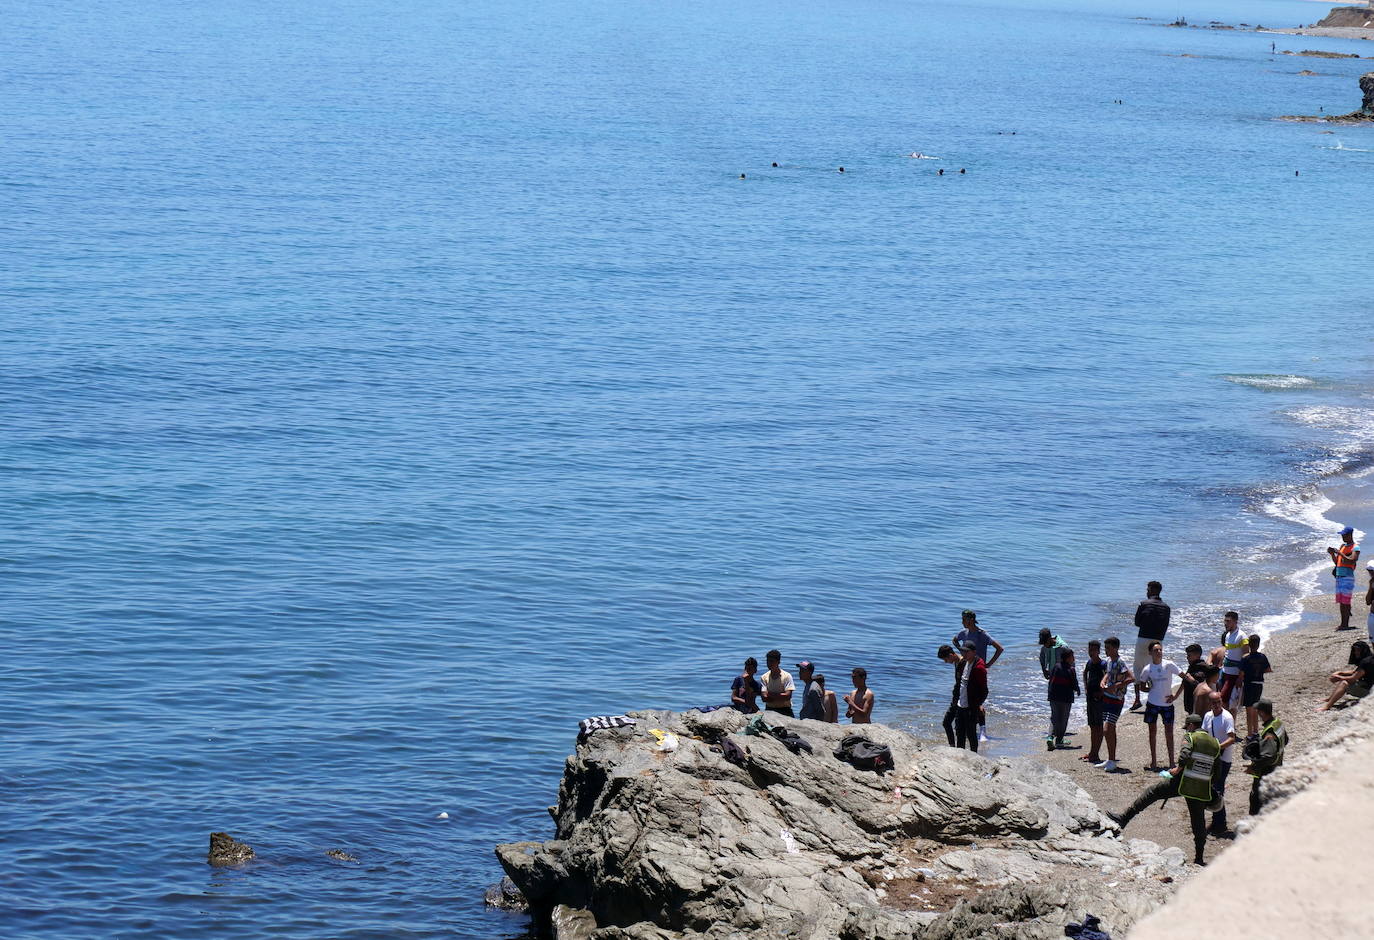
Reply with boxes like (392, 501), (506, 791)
(1315, 6), (1374, 30)
(208, 832), (255, 867)
(1281, 71), (1374, 121)
(496, 710), (1190, 940)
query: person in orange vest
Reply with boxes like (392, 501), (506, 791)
(1328, 525), (1361, 631)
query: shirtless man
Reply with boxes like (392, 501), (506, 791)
(813, 674), (839, 723)
(844, 667), (874, 723)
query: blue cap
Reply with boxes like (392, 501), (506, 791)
(1341, 525), (1355, 535)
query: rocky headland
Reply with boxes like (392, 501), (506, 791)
(1266, 4), (1374, 39)
(1281, 70), (1374, 121)
(495, 710), (1190, 940)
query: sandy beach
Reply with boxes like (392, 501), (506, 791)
(1017, 592), (1364, 864)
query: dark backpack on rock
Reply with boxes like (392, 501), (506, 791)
(832, 735), (893, 773)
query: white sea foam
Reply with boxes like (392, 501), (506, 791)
(1260, 486), (1336, 535)
(1222, 373), (1319, 390)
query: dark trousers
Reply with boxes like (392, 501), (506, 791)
(1211, 760), (1231, 830)
(955, 706), (980, 752)
(1117, 777), (1207, 864)
(943, 706), (958, 747)
(1249, 776), (1264, 815)
(1186, 797), (1207, 863)
(1049, 701), (1072, 742)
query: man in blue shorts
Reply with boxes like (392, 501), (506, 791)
(1138, 641), (1181, 770)
(1096, 636), (1133, 772)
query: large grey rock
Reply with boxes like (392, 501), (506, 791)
(496, 710), (1187, 938)
(1362, 72), (1374, 115)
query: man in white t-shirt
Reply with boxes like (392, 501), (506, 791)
(1201, 690), (1237, 835)
(1217, 611), (1245, 716)
(1138, 641), (1182, 770)
(760, 649), (795, 718)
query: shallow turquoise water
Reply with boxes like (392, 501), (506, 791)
(4, 0), (1373, 935)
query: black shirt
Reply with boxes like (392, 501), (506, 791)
(1240, 652), (1271, 685)
(1357, 655), (1374, 685)
(1083, 658), (1106, 702)
(1134, 596), (1171, 641)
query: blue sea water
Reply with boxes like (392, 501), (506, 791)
(4, 0), (1373, 935)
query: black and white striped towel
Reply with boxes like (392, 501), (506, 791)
(577, 715), (638, 740)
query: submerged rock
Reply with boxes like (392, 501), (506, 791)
(324, 848), (358, 862)
(495, 710), (1189, 939)
(484, 876), (529, 912)
(208, 832), (255, 867)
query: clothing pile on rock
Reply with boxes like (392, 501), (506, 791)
(1064, 914), (1111, 939)
(832, 734), (893, 774)
(741, 714), (813, 754)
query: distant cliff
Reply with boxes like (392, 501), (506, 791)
(1314, 6), (1374, 29)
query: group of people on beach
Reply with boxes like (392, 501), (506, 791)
(936, 581), (1289, 864)
(729, 649), (875, 724)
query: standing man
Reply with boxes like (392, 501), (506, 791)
(953, 610), (1002, 744)
(1178, 643), (1215, 715)
(1038, 628), (1066, 742)
(954, 641), (988, 752)
(796, 660), (824, 720)
(937, 644), (965, 747)
(1328, 525), (1360, 631)
(1081, 639), (1107, 764)
(730, 657), (761, 713)
(1217, 612), (1245, 715)
(1097, 636), (1133, 772)
(760, 649), (795, 718)
(1109, 712), (1220, 866)
(1201, 690), (1237, 835)
(1131, 581), (1171, 711)
(844, 667), (874, 723)
(1243, 698), (1287, 815)
(1139, 641), (1182, 770)
(1239, 635), (1272, 737)
(813, 674), (839, 723)
(1047, 647), (1080, 750)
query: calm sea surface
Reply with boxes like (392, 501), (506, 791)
(5, 0), (1373, 935)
